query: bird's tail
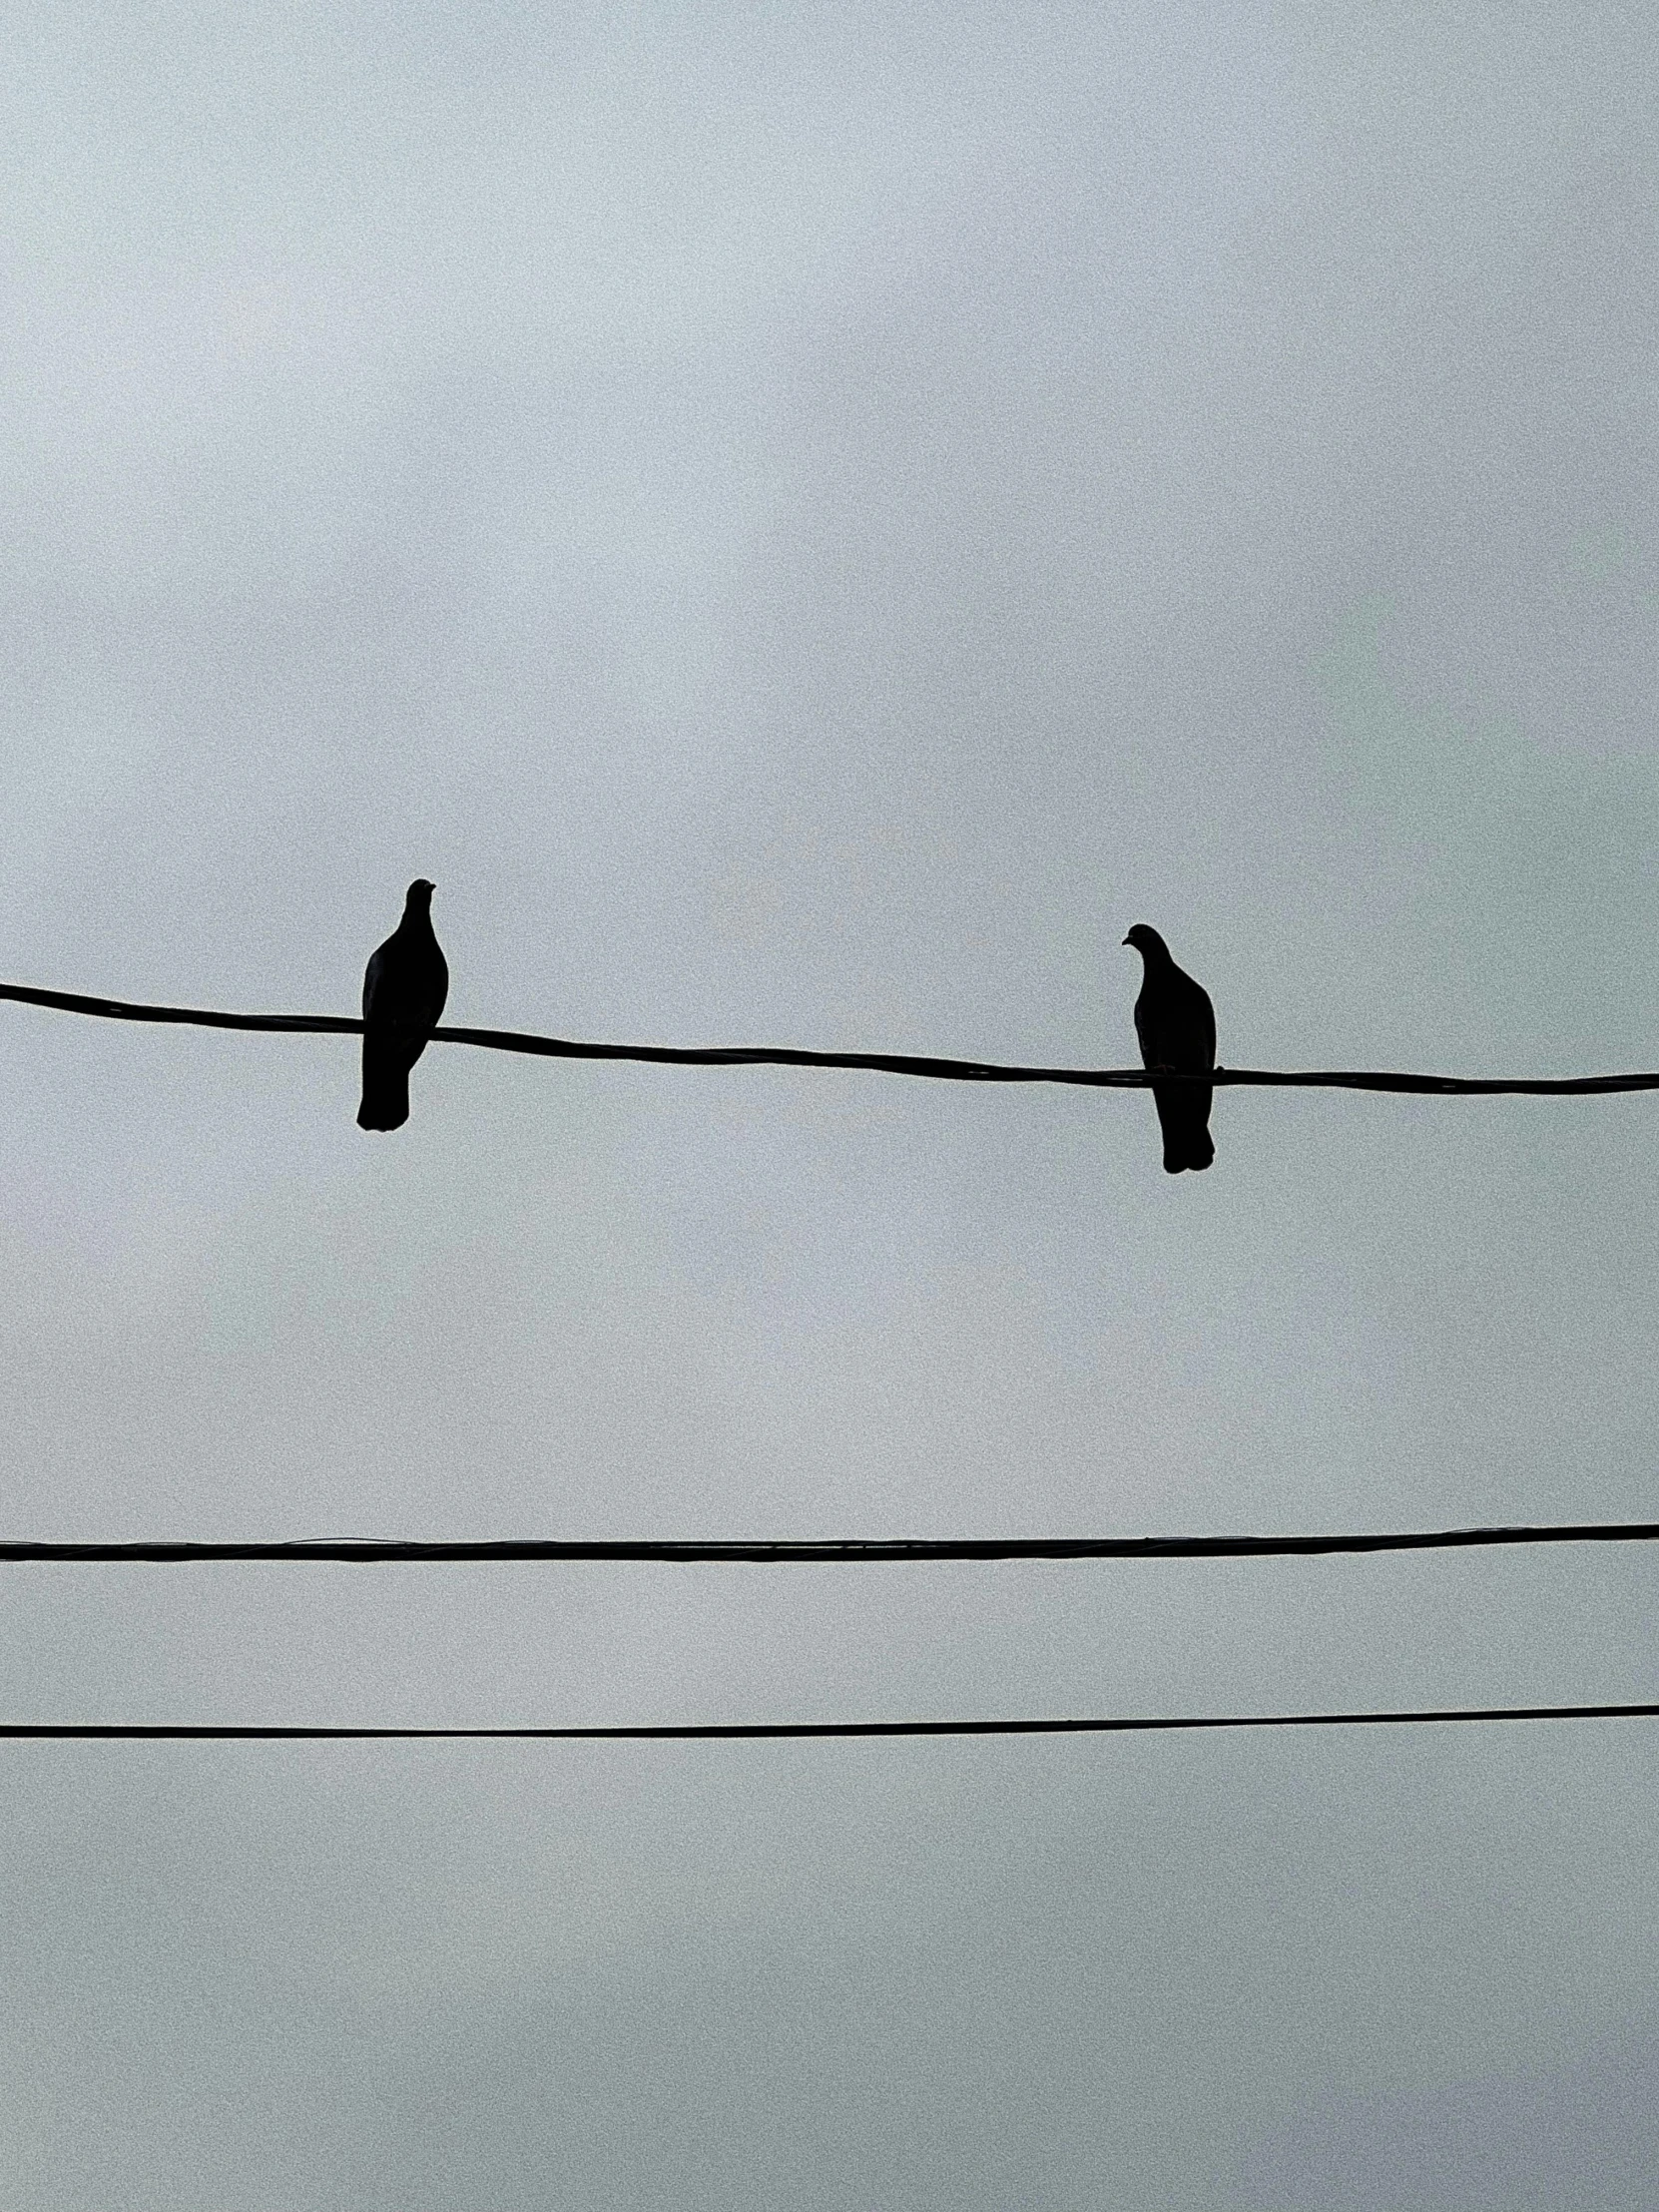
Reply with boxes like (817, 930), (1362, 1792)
(1164, 1126), (1215, 1174)
(357, 1055), (410, 1132)
(1153, 1082), (1215, 1175)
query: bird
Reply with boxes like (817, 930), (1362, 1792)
(1122, 923), (1216, 1174)
(357, 879), (449, 1132)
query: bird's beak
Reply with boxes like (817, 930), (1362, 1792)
(1121, 933), (1132, 947)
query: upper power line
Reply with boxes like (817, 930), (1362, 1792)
(5, 977), (1658, 1099)
(7, 1701), (1659, 1741)
(5, 1519), (1659, 1563)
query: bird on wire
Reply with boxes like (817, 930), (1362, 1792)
(357, 879), (449, 1132)
(1123, 923), (1216, 1174)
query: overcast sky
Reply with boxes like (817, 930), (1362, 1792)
(3, 5), (1658, 2205)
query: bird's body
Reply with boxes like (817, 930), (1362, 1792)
(1123, 923), (1216, 1174)
(357, 880), (448, 1131)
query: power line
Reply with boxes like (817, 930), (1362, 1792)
(4, 978), (1657, 1097)
(4, 1520), (1659, 1564)
(5, 1701), (1659, 1740)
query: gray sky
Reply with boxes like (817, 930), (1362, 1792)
(2, 4), (1658, 2204)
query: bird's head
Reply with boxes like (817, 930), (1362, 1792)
(405, 878), (436, 908)
(1122, 922), (1169, 960)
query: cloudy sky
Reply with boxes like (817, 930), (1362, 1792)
(2, 4), (1658, 2204)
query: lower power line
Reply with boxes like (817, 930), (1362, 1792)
(5, 978), (1659, 1096)
(4, 1520), (1659, 1563)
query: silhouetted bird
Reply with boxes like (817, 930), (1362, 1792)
(357, 880), (449, 1132)
(1123, 923), (1216, 1174)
